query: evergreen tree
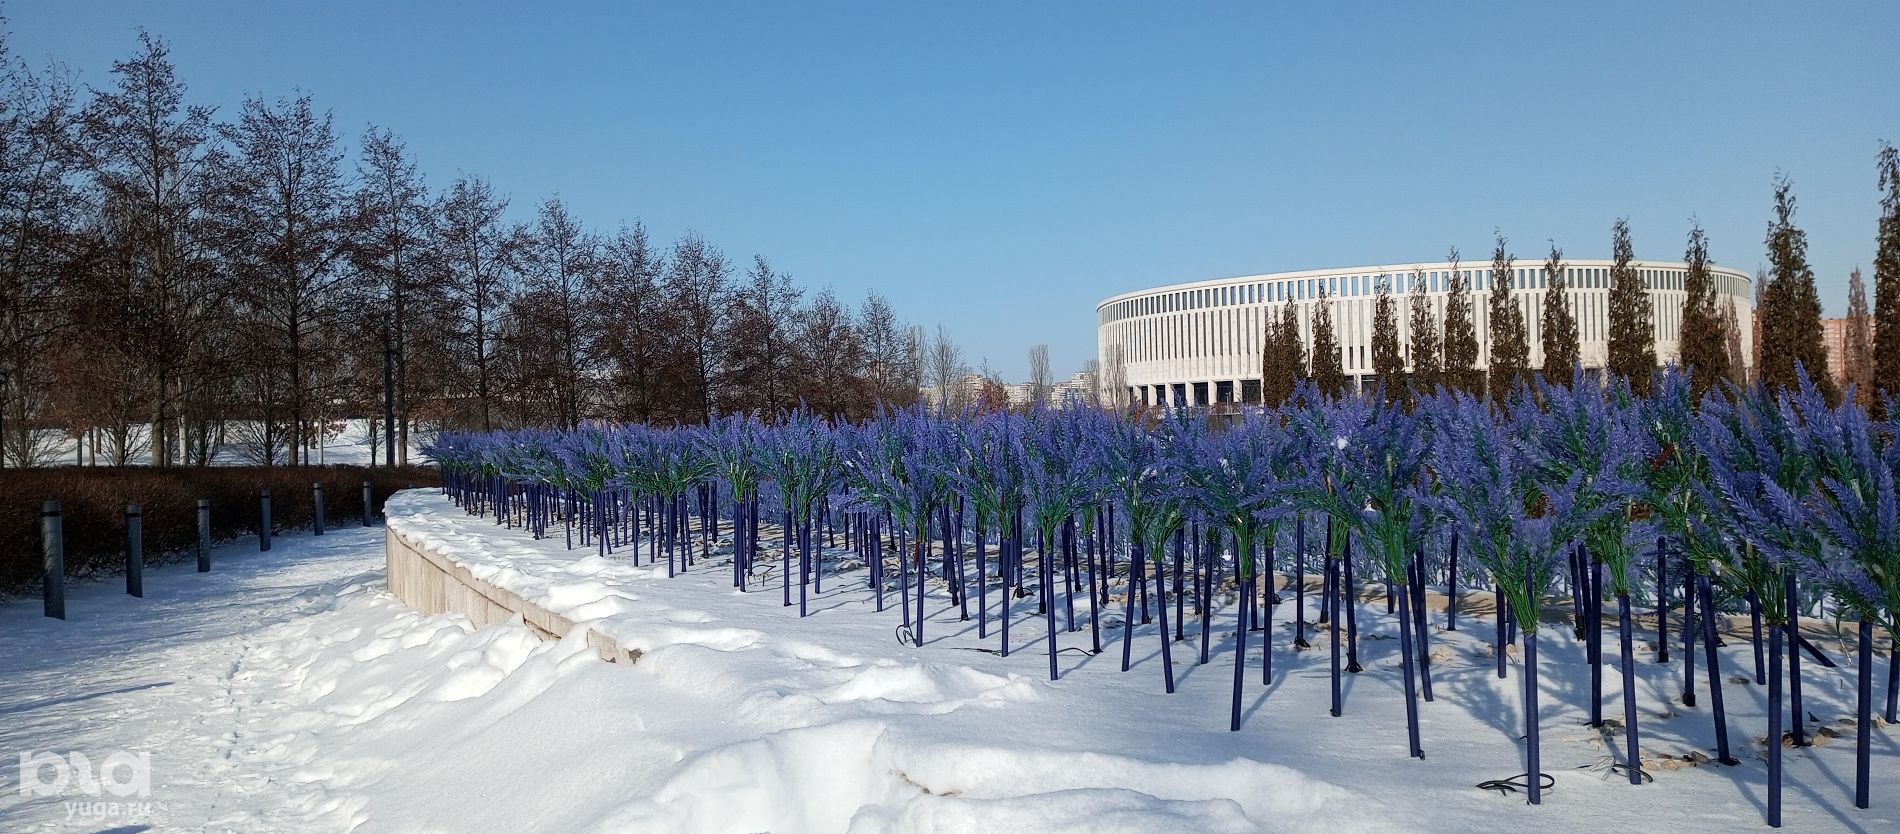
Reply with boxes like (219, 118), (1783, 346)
(1259, 309), (1282, 405)
(1677, 220), (1730, 398)
(1758, 175), (1836, 401)
(1441, 248), (1480, 394)
(1874, 141), (1900, 412)
(1605, 218), (1656, 394)
(1485, 233), (1528, 396)
(1539, 243), (1580, 379)
(1310, 287), (1346, 396)
(1845, 267), (1873, 407)
(1406, 267), (1441, 393)
(1260, 301), (1295, 406)
(1370, 274), (1404, 400)
(1284, 298), (1307, 384)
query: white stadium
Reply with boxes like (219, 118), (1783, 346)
(1096, 259), (1755, 408)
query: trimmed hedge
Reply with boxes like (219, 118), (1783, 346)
(0, 465), (439, 597)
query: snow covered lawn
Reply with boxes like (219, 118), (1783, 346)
(2, 489), (1894, 832)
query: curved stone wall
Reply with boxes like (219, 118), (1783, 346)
(384, 525), (641, 664)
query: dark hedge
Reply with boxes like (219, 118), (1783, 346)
(0, 465), (439, 597)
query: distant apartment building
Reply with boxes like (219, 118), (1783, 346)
(1822, 317), (1849, 389)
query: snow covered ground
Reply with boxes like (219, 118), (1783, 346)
(29, 418), (427, 468)
(1, 490), (1894, 833)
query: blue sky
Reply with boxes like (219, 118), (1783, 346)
(11, 1), (1897, 380)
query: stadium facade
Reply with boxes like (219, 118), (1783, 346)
(1096, 259), (1754, 407)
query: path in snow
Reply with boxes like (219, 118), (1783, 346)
(0, 524), (619, 832)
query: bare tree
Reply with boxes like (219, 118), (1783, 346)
(661, 232), (730, 423)
(0, 26), (969, 442)
(1102, 342), (1128, 409)
(927, 323), (966, 412)
(0, 36), (81, 467)
(724, 254), (802, 416)
(509, 194), (596, 428)
(857, 290), (917, 410)
(1026, 343), (1053, 408)
(1723, 302), (1748, 386)
(209, 92), (355, 465)
(1081, 358), (1102, 408)
(793, 287), (864, 419)
(349, 126), (431, 463)
(434, 175), (514, 431)
(904, 324), (927, 399)
(80, 32), (222, 466)
(592, 221), (665, 422)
